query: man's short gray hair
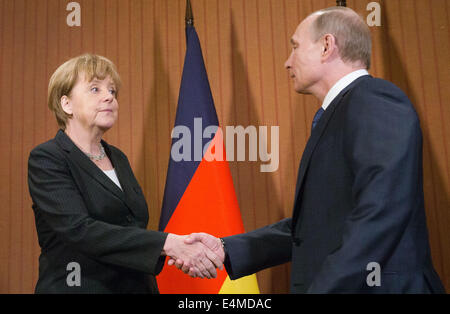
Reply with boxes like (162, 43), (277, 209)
(310, 6), (372, 69)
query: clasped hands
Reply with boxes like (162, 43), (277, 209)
(162, 233), (224, 279)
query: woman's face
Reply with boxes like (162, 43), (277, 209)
(63, 73), (118, 132)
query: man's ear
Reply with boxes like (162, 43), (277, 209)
(61, 95), (73, 115)
(321, 34), (337, 60)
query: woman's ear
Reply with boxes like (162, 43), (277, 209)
(61, 95), (73, 115)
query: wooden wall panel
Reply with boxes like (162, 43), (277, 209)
(0, 0), (449, 293)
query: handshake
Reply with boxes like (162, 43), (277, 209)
(162, 232), (225, 279)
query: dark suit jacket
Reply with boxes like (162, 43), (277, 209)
(223, 75), (446, 293)
(28, 130), (168, 293)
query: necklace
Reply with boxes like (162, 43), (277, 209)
(85, 144), (106, 161)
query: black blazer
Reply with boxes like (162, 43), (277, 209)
(28, 130), (168, 293)
(223, 76), (446, 293)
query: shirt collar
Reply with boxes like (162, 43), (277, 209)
(322, 69), (369, 111)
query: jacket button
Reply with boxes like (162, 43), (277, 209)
(293, 237), (303, 246)
(126, 215), (133, 223)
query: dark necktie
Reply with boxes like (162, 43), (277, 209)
(311, 107), (325, 131)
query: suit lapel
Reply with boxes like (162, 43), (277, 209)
(291, 76), (370, 228)
(55, 130), (127, 206)
(105, 144), (140, 215)
(292, 99), (339, 202)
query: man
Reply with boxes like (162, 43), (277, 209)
(173, 6), (445, 293)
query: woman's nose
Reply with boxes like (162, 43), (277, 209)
(103, 90), (114, 102)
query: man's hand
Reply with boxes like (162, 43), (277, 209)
(167, 233), (225, 277)
(162, 233), (223, 278)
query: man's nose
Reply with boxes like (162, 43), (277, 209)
(285, 52), (292, 69)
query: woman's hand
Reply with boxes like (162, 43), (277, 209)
(162, 233), (223, 278)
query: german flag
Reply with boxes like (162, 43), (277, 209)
(156, 1), (259, 294)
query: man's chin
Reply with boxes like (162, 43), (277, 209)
(295, 87), (312, 95)
(292, 82), (310, 95)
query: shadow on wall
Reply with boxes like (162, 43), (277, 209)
(135, 21), (175, 231)
(377, 0), (448, 290)
(226, 12), (290, 294)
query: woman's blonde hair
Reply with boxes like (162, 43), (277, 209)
(47, 53), (121, 130)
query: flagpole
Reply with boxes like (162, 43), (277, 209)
(186, 0), (194, 26)
(336, 0), (347, 6)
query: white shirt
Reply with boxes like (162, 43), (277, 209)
(103, 169), (122, 190)
(322, 69), (369, 111)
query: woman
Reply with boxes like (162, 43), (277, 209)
(28, 54), (222, 293)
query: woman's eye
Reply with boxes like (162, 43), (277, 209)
(91, 87), (99, 93)
(109, 89), (116, 95)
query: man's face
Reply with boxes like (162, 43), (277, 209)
(285, 15), (324, 94)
